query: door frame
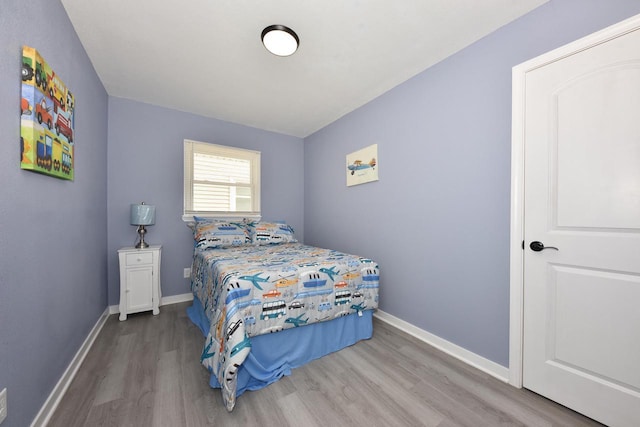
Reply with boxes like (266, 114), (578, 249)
(508, 12), (640, 388)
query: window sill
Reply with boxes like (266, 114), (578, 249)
(182, 213), (262, 223)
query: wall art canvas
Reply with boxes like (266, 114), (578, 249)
(346, 143), (378, 186)
(20, 46), (75, 180)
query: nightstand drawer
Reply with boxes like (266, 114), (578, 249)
(125, 252), (153, 266)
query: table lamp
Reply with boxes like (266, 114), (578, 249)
(130, 202), (155, 248)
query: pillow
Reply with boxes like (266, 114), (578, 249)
(247, 221), (297, 245)
(193, 220), (251, 249)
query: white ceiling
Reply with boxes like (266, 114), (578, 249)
(61, 0), (547, 138)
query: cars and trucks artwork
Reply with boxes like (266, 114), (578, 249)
(20, 46), (74, 180)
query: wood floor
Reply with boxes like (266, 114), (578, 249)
(48, 302), (602, 427)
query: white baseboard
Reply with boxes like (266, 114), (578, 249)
(31, 307), (110, 427)
(373, 310), (509, 382)
(108, 292), (194, 314)
(161, 292), (193, 306)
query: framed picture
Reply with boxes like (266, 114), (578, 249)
(346, 144), (378, 186)
(20, 46), (75, 180)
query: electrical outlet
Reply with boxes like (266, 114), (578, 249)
(183, 268), (191, 279)
(0, 388), (7, 424)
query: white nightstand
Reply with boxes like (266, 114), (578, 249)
(117, 245), (162, 321)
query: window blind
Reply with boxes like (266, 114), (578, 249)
(184, 140), (260, 217)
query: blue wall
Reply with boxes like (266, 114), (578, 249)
(304, 0), (640, 367)
(106, 98), (304, 306)
(0, 1), (109, 426)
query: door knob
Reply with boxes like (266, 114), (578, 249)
(530, 241), (559, 252)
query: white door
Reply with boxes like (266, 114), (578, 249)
(521, 18), (640, 427)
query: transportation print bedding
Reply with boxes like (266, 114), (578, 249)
(189, 238), (379, 411)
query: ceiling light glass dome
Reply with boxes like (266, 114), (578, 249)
(261, 25), (299, 56)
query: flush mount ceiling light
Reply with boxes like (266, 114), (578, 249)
(261, 25), (299, 57)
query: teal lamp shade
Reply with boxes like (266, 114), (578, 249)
(130, 203), (155, 248)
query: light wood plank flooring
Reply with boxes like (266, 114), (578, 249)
(48, 302), (602, 426)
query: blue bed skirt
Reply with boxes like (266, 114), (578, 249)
(187, 295), (373, 396)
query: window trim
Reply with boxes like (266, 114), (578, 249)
(183, 139), (261, 222)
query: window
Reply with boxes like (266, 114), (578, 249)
(184, 140), (260, 219)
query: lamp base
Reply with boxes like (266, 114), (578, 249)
(135, 225), (150, 249)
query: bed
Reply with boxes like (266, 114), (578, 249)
(186, 219), (379, 411)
